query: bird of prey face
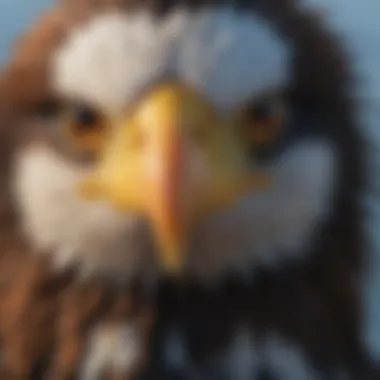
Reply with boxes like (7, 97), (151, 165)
(9, 2), (337, 283)
(0, 0), (373, 379)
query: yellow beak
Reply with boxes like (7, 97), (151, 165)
(78, 84), (269, 273)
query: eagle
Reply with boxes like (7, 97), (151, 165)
(0, 0), (377, 379)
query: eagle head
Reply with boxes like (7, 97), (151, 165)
(0, 0), (356, 286)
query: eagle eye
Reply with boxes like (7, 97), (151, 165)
(62, 102), (108, 154)
(250, 98), (279, 122)
(239, 94), (286, 148)
(71, 103), (100, 130)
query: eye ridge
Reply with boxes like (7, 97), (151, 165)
(35, 97), (62, 118)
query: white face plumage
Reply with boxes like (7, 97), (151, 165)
(52, 9), (291, 115)
(12, 7), (337, 284)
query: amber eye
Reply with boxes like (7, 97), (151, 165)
(240, 95), (286, 147)
(72, 104), (99, 129)
(63, 102), (107, 153)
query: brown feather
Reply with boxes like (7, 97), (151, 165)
(0, 247), (153, 378)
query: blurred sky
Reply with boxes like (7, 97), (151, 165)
(0, 0), (379, 358)
(0, 0), (52, 63)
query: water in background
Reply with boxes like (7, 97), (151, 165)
(0, 0), (379, 360)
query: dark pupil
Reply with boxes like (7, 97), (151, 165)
(250, 99), (275, 122)
(73, 104), (98, 129)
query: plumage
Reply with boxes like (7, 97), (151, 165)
(0, 0), (377, 379)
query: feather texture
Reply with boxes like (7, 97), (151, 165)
(0, 1), (376, 379)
